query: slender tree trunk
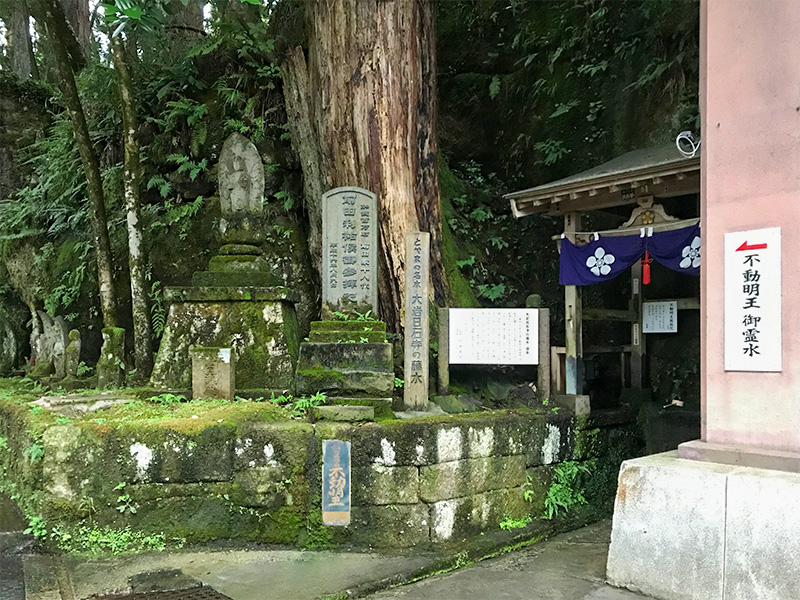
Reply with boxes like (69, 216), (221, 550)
(282, 0), (449, 333)
(8, 2), (39, 79)
(111, 33), (153, 379)
(59, 0), (91, 61)
(32, 0), (119, 328)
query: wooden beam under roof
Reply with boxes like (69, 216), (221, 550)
(505, 144), (700, 218)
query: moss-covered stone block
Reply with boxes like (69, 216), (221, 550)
(429, 487), (528, 542)
(128, 482), (234, 502)
(96, 327), (125, 388)
(134, 495), (239, 541)
(310, 320), (387, 333)
(109, 424), (235, 485)
(295, 342), (394, 397)
(151, 287), (300, 390)
(208, 254), (261, 271)
(312, 405), (374, 422)
(42, 424), (105, 506)
(524, 465), (555, 517)
(219, 244), (261, 256)
(524, 413), (574, 467)
(368, 464), (419, 505)
(308, 331), (386, 344)
(419, 455), (526, 502)
(191, 271), (285, 287)
(350, 504), (430, 547)
(233, 422), (312, 471)
(232, 466), (288, 508)
(432, 395), (481, 414)
(572, 426), (606, 461)
(296, 342), (393, 371)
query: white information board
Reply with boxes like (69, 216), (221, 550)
(449, 309), (538, 365)
(724, 227), (781, 372)
(643, 301), (678, 333)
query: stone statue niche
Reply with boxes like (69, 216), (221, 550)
(150, 133), (300, 395)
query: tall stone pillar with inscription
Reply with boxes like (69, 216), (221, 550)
(404, 232), (430, 410)
(295, 187), (394, 411)
(322, 187), (378, 317)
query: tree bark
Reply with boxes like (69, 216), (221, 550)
(7, 2), (39, 79)
(32, 0), (119, 328)
(59, 0), (91, 61)
(111, 33), (153, 379)
(282, 0), (450, 333)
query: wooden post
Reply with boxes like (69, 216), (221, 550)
(630, 260), (645, 389)
(437, 307), (449, 395)
(538, 308), (551, 402)
(564, 212), (583, 395)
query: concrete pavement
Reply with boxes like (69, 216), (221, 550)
(2, 487), (651, 600)
(364, 521), (652, 600)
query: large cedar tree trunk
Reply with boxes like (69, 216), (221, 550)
(283, 0), (449, 333)
(7, 1), (39, 79)
(32, 0), (119, 328)
(111, 33), (153, 379)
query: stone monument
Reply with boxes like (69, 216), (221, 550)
(404, 232), (429, 410)
(190, 346), (235, 400)
(150, 133), (300, 393)
(321, 187), (378, 316)
(64, 330), (81, 378)
(96, 327), (125, 388)
(295, 187), (393, 414)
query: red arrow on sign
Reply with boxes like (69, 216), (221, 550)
(736, 241), (768, 252)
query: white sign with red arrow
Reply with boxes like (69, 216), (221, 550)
(724, 227), (781, 372)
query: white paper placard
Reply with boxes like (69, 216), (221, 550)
(449, 309), (538, 365)
(643, 301), (678, 333)
(724, 227), (781, 372)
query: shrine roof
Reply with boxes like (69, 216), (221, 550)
(505, 143), (701, 218)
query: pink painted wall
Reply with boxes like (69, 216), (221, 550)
(701, 0), (800, 451)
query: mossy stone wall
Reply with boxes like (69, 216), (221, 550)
(0, 398), (640, 549)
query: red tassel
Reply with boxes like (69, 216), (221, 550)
(642, 250), (652, 285)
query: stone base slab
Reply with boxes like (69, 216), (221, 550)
(678, 438), (800, 473)
(607, 451), (800, 600)
(553, 394), (590, 416)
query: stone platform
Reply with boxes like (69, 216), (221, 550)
(150, 286), (300, 391)
(606, 452), (800, 600)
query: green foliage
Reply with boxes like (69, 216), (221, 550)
(394, 377), (404, 389)
(269, 391), (327, 419)
(499, 514), (532, 530)
(24, 443), (44, 463)
(0, 436), (7, 451)
(77, 362), (93, 377)
(149, 279), (166, 338)
(114, 482), (137, 514)
(24, 515), (47, 539)
(543, 461), (592, 519)
(147, 393), (185, 407)
(60, 525), (167, 555)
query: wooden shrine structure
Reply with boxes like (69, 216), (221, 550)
(504, 143), (701, 397)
